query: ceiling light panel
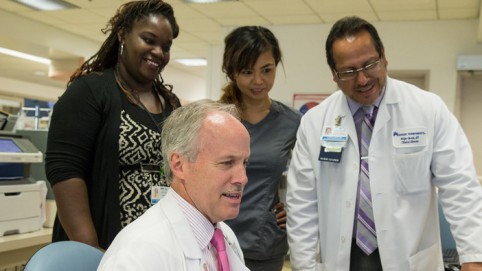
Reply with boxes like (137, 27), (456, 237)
(12, 0), (78, 11)
(175, 58), (207, 66)
(0, 47), (51, 65)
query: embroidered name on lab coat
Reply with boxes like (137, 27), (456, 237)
(392, 127), (427, 148)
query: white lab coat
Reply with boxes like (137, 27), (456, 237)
(286, 77), (482, 271)
(98, 191), (249, 271)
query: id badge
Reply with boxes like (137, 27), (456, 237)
(151, 185), (168, 205)
(321, 126), (348, 146)
(318, 145), (343, 163)
(319, 126), (348, 163)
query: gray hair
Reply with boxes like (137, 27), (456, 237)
(161, 99), (240, 184)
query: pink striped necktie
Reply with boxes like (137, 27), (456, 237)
(356, 105), (378, 255)
(211, 228), (231, 271)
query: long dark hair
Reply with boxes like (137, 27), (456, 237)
(69, 0), (180, 108)
(220, 26), (282, 110)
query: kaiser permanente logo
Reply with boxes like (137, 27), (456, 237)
(393, 131), (426, 136)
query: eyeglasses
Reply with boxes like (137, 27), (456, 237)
(334, 57), (383, 81)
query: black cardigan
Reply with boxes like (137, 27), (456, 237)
(46, 68), (179, 248)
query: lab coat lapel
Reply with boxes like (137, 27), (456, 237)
(161, 193), (203, 261)
(226, 246), (248, 271)
(218, 223), (249, 271)
(337, 97), (358, 153)
(372, 77), (398, 137)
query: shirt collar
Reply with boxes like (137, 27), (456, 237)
(170, 189), (216, 250)
(347, 82), (386, 116)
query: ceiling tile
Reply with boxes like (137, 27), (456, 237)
(265, 15), (323, 25)
(437, 0), (479, 9)
(187, 2), (257, 17)
(163, 0), (184, 4)
(178, 18), (221, 32)
(438, 8), (479, 19)
(170, 3), (208, 19)
(377, 10), (437, 21)
(319, 12), (379, 23)
(64, 0), (124, 9)
(370, 0), (436, 11)
(42, 9), (107, 24)
(57, 24), (106, 43)
(16, 11), (68, 27)
(305, 0), (373, 14)
(0, 0), (32, 12)
(88, 7), (119, 19)
(244, 0), (314, 16)
(215, 16), (270, 26)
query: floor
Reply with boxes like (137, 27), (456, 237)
(282, 257), (292, 271)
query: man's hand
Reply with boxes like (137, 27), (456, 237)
(462, 262), (482, 271)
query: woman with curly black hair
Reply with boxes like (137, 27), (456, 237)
(46, 0), (181, 250)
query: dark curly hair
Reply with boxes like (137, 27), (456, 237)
(69, 0), (180, 108)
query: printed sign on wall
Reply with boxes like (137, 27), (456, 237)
(293, 94), (329, 114)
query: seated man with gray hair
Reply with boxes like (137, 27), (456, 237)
(99, 100), (251, 271)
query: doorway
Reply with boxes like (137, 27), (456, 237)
(457, 71), (482, 181)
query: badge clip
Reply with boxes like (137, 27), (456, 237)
(335, 115), (345, 126)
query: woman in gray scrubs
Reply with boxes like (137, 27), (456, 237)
(220, 26), (301, 271)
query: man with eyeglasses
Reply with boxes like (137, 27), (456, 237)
(286, 16), (482, 271)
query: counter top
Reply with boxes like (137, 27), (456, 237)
(0, 227), (52, 253)
(0, 228), (52, 268)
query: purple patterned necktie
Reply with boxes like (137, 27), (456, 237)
(356, 105), (377, 255)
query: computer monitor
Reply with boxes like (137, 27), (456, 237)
(15, 129), (54, 199)
(0, 136), (42, 163)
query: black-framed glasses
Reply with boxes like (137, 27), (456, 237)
(334, 57), (383, 81)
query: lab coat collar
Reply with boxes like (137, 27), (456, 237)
(160, 192), (204, 261)
(371, 76), (399, 136)
(382, 76), (402, 105)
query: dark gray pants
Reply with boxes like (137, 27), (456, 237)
(244, 256), (285, 271)
(350, 239), (383, 271)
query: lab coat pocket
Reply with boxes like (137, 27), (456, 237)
(408, 243), (441, 271)
(392, 150), (431, 194)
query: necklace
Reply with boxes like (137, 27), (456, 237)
(132, 89), (165, 132)
(114, 67), (166, 132)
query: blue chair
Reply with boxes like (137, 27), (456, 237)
(24, 241), (104, 271)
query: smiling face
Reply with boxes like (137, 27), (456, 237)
(331, 30), (388, 105)
(117, 13), (173, 89)
(234, 50), (276, 103)
(173, 111), (250, 223)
